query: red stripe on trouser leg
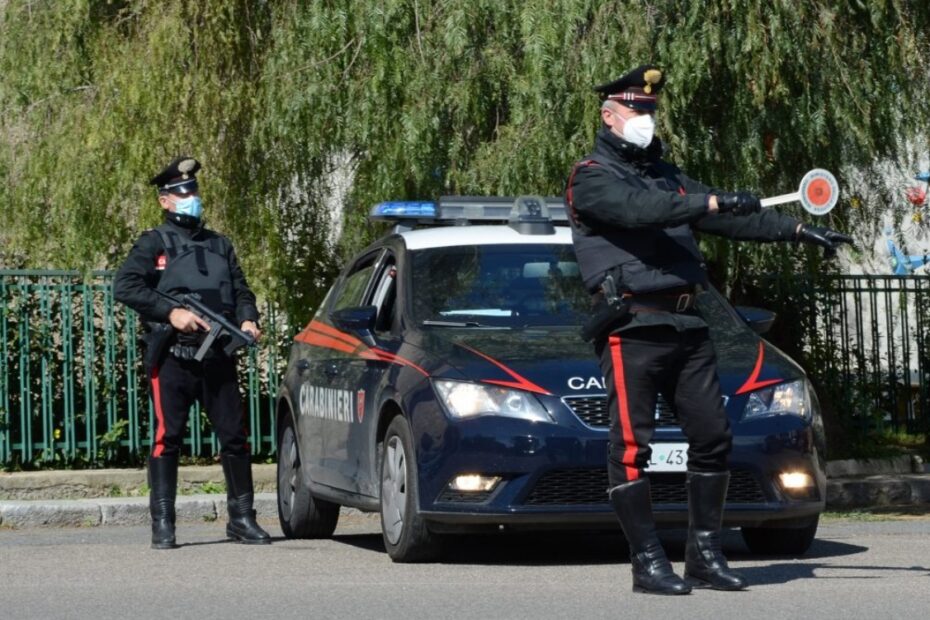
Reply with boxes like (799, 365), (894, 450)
(151, 365), (167, 457)
(609, 334), (639, 481)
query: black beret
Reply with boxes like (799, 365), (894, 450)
(149, 156), (201, 192)
(594, 64), (665, 111)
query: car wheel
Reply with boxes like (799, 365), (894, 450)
(741, 515), (819, 556)
(380, 416), (441, 562)
(277, 414), (339, 538)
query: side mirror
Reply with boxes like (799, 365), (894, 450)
(330, 305), (378, 347)
(736, 306), (776, 335)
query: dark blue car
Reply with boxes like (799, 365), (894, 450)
(275, 197), (826, 562)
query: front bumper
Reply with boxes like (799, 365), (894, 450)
(413, 409), (825, 533)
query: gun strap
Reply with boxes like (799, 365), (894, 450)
(153, 227), (179, 258)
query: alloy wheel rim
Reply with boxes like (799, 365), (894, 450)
(278, 427), (298, 521)
(381, 435), (407, 545)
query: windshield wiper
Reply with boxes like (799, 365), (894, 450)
(421, 319), (485, 328)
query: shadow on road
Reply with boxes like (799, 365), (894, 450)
(332, 533), (387, 553)
(331, 527), (877, 569)
(739, 561), (930, 586)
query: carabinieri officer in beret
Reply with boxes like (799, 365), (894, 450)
(565, 65), (851, 594)
(114, 157), (270, 548)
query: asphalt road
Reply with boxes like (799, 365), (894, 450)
(2, 513), (930, 620)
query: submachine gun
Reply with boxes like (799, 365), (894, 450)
(146, 291), (257, 365)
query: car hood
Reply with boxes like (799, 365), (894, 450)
(409, 326), (804, 398)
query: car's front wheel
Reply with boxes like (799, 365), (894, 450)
(277, 414), (339, 538)
(380, 416), (441, 562)
(741, 515), (819, 556)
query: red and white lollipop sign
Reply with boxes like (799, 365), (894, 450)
(760, 168), (839, 216)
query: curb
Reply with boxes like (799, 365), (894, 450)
(0, 464), (278, 500)
(825, 475), (930, 510)
(0, 493), (279, 529)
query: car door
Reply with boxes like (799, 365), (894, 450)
(293, 252), (380, 490)
(331, 249), (400, 496)
(316, 250), (383, 491)
(289, 283), (338, 484)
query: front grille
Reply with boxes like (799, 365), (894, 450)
(563, 394), (678, 428)
(523, 468), (766, 505)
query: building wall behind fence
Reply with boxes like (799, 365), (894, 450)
(0, 270), (284, 468)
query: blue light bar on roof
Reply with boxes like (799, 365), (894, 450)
(916, 171), (930, 182)
(370, 201), (437, 221)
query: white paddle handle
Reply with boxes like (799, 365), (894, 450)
(760, 192), (800, 208)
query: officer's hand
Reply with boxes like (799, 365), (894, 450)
(168, 308), (210, 333)
(241, 320), (261, 342)
(796, 224), (854, 258)
(715, 192), (762, 216)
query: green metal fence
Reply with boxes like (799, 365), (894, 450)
(812, 275), (930, 434)
(0, 270), (284, 467)
(3, 270), (928, 468)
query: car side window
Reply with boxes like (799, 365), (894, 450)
(369, 258), (397, 334)
(331, 260), (377, 313)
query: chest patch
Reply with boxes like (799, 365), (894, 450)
(155, 253), (167, 271)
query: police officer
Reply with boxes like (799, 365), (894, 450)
(114, 157), (270, 549)
(565, 66), (851, 594)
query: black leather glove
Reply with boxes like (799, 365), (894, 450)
(796, 224), (854, 257)
(715, 192), (762, 216)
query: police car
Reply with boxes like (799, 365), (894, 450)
(275, 197), (826, 562)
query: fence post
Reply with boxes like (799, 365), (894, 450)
(62, 279), (77, 460)
(0, 276), (9, 464)
(18, 277), (33, 463)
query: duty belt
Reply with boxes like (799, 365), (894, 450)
(621, 287), (698, 313)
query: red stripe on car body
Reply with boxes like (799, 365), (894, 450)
(295, 321), (428, 377)
(456, 343), (551, 396)
(735, 342), (783, 395)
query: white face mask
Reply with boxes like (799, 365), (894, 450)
(620, 113), (655, 149)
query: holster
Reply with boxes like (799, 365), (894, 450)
(580, 293), (629, 343)
(142, 323), (175, 370)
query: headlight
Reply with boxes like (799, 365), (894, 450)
(432, 379), (552, 422)
(742, 379), (811, 421)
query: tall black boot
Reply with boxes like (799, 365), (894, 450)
(148, 455), (178, 549)
(684, 471), (748, 590)
(609, 478), (691, 595)
(222, 453), (271, 544)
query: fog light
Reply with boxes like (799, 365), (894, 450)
(779, 472), (814, 490)
(449, 474), (501, 492)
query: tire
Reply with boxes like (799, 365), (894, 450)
(741, 515), (820, 556)
(380, 416), (441, 562)
(277, 414), (339, 539)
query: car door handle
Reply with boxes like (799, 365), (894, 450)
(296, 359), (311, 373)
(324, 364), (340, 378)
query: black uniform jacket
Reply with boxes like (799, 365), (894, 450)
(113, 214), (259, 327)
(566, 127), (800, 331)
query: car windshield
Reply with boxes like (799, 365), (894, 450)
(409, 243), (591, 328)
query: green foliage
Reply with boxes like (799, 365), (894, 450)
(4, 3), (930, 461)
(3, 1), (929, 325)
(97, 418), (129, 454)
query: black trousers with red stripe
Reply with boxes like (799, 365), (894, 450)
(595, 325), (732, 486)
(147, 354), (249, 458)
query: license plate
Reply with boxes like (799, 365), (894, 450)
(645, 442), (688, 472)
